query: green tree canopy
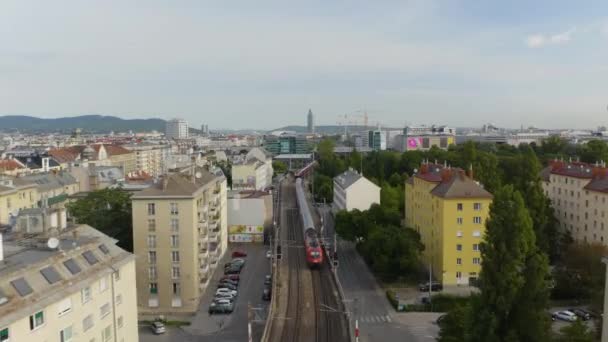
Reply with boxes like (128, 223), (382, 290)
(272, 160), (288, 174)
(469, 185), (550, 342)
(66, 188), (133, 251)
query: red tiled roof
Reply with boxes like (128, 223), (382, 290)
(48, 148), (82, 163)
(548, 161), (595, 179)
(0, 159), (24, 171)
(584, 167), (608, 194)
(104, 145), (132, 156)
(413, 162), (492, 199)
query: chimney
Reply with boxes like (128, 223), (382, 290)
(466, 164), (474, 179)
(0, 233), (3, 262)
(162, 175), (169, 190)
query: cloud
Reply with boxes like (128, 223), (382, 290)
(525, 28), (575, 48)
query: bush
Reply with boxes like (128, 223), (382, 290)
(386, 290), (401, 311)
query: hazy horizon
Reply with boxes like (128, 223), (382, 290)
(2, 1), (608, 130)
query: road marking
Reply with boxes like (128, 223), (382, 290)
(385, 315), (392, 323)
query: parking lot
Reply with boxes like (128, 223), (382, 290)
(139, 243), (271, 341)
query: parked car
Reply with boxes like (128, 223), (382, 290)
(151, 321), (166, 334)
(435, 314), (447, 325)
(224, 267), (241, 275)
(219, 279), (239, 287)
(209, 301), (234, 314)
(232, 250), (248, 258)
(216, 288), (237, 296)
(231, 258), (246, 265)
(213, 298), (233, 305)
(224, 262), (244, 270)
(264, 274), (272, 286)
(218, 283), (238, 291)
(262, 286), (272, 301)
(266, 250), (272, 258)
(215, 292), (237, 300)
(418, 281), (443, 292)
(552, 310), (577, 322)
(568, 308), (591, 321)
(221, 274), (240, 281)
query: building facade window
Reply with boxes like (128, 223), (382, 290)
(100, 303), (111, 318)
(102, 325), (112, 342)
(116, 294), (122, 305)
(456, 258), (462, 265)
(149, 267), (157, 280)
(171, 218), (179, 232)
(0, 328), (8, 342)
(474, 203), (482, 211)
(456, 271), (462, 279)
(170, 203), (179, 215)
(457, 217), (463, 225)
(57, 298), (72, 316)
(148, 251), (157, 264)
(147, 203), (155, 215)
(147, 235), (156, 248)
(171, 251), (180, 263)
(60, 325), (73, 342)
(173, 282), (181, 295)
(473, 244), (479, 251)
(82, 286), (92, 304)
(29, 310), (45, 330)
(117, 316), (124, 329)
(83, 314), (94, 332)
(473, 258), (481, 265)
(149, 283), (158, 294)
(171, 235), (179, 248)
(473, 217), (482, 224)
(457, 203), (463, 211)
(456, 244), (462, 251)
(148, 219), (156, 232)
(172, 267), (180, 279)
(99, 276), (108, 292)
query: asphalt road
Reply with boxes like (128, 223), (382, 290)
(139, 243), (271, 342)
(318, 205), (439, 342)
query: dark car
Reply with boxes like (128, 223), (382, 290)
(232, 250), (248, 258)
(218, 283), (238, 291)
(221, 274), (240, 282)
(419, 281), (443, 292)
(568, 308), (591, 321)
(224, 267), (241, 275)
(209, 301), (234, 314)
(262, 287), (271, 301)
(220, 279), (239, 287)
(224, 261), (244, 270)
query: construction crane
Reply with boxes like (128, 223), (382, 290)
(336, 110), (370, 136)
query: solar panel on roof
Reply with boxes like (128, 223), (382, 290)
(99, 244), (110, 254)
(40, 266), (62, 284)
(63, 258), (82, 274)
(11, 277), (33, 297)
(82, 251), (99, 265)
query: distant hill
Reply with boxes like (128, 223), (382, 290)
(0, 115), (170, 134)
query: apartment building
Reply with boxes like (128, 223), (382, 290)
(0, 220), (139, 342)
(123, 143), (171, 177)
(0, 177), (38, 224)
(332, 168), (380, 212)
(405, 163), (492, 286)
(131, 167), (228, 315)
(541, 161), (608, 244)
(397, 125), (456, 152)
(14, 171), (80, 209)
(165, 118), (189, 139)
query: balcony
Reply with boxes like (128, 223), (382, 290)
(199, 235), (209, 244)
(199, 264), (209, 275)
(208, 220), (218, 230)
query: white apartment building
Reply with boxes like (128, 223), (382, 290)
(123, 142), (171, 177)
(333, 168), (380, 212)
(231, 148), (274, 191)
(0, 221), (138, 342)
(541, 161), (608, 244)
(165, 119), (189, 139)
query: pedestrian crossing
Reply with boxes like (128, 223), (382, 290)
(355, 314), (393, 324)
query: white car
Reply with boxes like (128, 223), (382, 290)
(266, 250), (272, 259)
(216, 288), (237, 296)
(215, 292), (237, 300)
(213, 298), (233, 305)
(552, 310), (577, 322)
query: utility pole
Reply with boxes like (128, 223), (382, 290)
(247, 302), (253, 342)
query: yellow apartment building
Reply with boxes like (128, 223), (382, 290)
(0, 177), (38, 224)
(132, 167), (228, 316)
(405, 163), (493, 286)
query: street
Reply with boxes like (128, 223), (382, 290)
(139, 243), (271, 342)
(318, 204), (440, 342)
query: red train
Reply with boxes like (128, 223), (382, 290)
(295, 177), (323, 267)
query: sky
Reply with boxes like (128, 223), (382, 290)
(1, 1), (607, 130)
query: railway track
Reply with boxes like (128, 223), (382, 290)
(282, 201), (303, 342)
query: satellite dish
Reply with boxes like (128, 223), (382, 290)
(195, 171), (202, 179)
(47, 237), (60, 249)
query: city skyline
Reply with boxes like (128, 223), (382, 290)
(1, 1), (608, 130)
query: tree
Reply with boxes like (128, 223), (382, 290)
(541, 136), (568, 156)
(469, 185), (550, 342)
(438, 304), (469, 342)
(380, 184), (400, 212)
(272, 160), (288, 175)
(578, 139), (608, 164)
(66, 188), (133, 251)
(557, 319), (595, 342)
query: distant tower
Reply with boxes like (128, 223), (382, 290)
(307, 109), (315, 134)
(201, 124), (209, 136)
